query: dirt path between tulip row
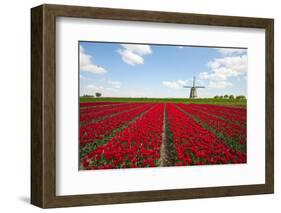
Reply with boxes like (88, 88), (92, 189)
(159, 104), (176, 167)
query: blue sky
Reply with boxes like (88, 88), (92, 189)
(79, 41), (247, 98)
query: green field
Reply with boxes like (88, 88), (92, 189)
(80, 97), (246, 107)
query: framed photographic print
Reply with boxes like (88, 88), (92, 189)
(31, 4), (274, 208)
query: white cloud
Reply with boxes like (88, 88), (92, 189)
(80, 46), (107, 74)
(81, 82), (123, 95)
(118, 49), (144, 65)
(162, 81), (180, 89)
(80, 84), (105, 96)
(199, 53), (247, 91)
(121, 44), (152, 55)
(200, 54), (247, 82)
(80, 84), (105, 95)
(216, 48), (247, 56)
(80, 74), (91, 80)
(195, 79), (204, 86)
(108, 80), (121, 89)
(208, 55), (247, 71)
(177, 80), (188, 86)
(209, 81), (233, 89)
(118, 44), (152, 66)
(162, 80), (188, 89)
(87, 84), (104, 91)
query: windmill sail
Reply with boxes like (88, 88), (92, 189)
(183, 76), (205, 98)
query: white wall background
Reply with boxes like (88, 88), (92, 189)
(0, 0), (279, 212)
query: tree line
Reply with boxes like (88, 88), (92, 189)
(82, 92), (102, 98)
(213, 95), (246, 100)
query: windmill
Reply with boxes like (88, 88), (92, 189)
(183, 76), (205, 98)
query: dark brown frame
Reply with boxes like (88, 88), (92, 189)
(31, 4), (274, 208)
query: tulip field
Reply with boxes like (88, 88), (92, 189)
(79, 101), (246, 170)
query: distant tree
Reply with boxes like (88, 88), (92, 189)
(236, 95), (246, 100)
(214, 96), (219, 99)
(224, 94), (229, 99)
(220, 96), (223, 99)
(95, 92), (102, 97)
(229, 95), (234, 99)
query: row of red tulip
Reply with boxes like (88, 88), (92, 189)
(80, 102), (121, 108)
(80, 103), (153, 146)
(166, 103), (246, 166)
(188, 104), (246, 127)
(80, 102), (128, 115)
(79, 102), (247, 170)
(80, 103), (142, 124)
(176, 103), (246, 150)
(81, 104), (164, 170)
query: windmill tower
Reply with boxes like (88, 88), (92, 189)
(183, 76), (205, 98)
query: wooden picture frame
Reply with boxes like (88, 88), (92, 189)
(31, 4), (274, 208)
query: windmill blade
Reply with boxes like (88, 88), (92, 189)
(183, 86), (192, 88)
(195, 86), (205, 88)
